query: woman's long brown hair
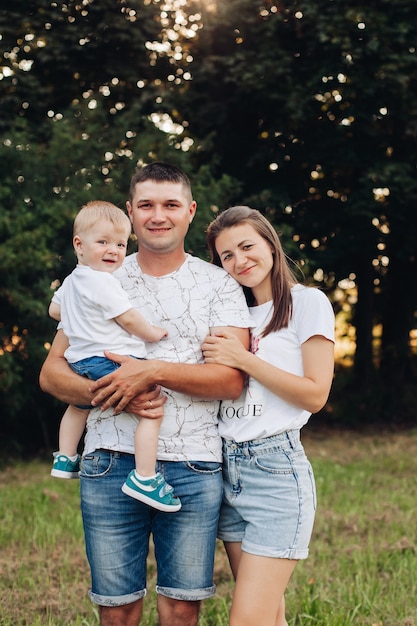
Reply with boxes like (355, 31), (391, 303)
(206, 206), (297, 337)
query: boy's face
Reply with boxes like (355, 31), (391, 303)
(73, 219), (129, 272)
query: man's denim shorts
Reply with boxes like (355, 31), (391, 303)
(80, 449), (223, 606)
(217, 430), (316, 560)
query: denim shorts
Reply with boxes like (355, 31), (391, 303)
(79, 449), (223, 606)
(217, 430), (316, 560)
(70, 356), (141, 409)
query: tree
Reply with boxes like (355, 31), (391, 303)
(0, 0), (166, 132)
(152, 0), (417, 415)
(0, 0), (240, 450)
(1, 0), (417, 450)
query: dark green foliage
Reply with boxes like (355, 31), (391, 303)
(1, 0), (416, 452)
(156, 0), (417, 391)
(0, 0), (163, 134)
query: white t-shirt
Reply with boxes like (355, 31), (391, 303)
(219, 284), (335, 442)
(83, 254), (252, 461)
(52, 265), (147, 362)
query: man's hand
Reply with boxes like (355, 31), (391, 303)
(90, 352), (159, 413)
(126, 386), (167, 419)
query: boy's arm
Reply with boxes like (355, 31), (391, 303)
(39, 329), (93, 406)
(90, 326), (250, 414)
(49, 302), (61, 322)
(115, 308), (167, 343)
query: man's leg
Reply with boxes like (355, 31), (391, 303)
(152, 460), (223, 625)
(157, 596), (200, 626)
(80, 451), (150, 619)
(100, 599), (143, 626)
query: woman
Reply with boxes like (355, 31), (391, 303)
(202, 206), (335, 626)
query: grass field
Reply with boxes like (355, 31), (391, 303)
(1, 428), (416, 625)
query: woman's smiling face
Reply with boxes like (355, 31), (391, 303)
(215, 223), (274, 304)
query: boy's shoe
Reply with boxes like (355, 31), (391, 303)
(51, 453), (80, 479)
(122, 471), (182, 512)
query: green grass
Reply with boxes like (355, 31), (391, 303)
(1, 429), (416, 625)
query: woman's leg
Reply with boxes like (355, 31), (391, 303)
(276, 595), (288, 626)
(228, 552), (297, 626)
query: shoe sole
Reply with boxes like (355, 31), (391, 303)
(51, 469), (80, 479)
(121, 483), (182, 512)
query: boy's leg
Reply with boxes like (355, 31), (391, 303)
(51, 405), (88, 478)
(134, 416), (162, 477)
(58, 405), (89, 456)
(122, 418), (181, 512)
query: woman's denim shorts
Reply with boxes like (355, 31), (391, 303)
(80, 450), (223, 606)
(217, 430), (316, 560)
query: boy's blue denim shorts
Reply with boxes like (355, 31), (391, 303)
(217, 430), (316, 560)
(70, 356), (140, 409)
(79, 449), (223, 606)
(70, 355), (123, 380)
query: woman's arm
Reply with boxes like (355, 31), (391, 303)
(202, 331), (334, 414)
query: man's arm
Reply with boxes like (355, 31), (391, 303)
(39, 329), (93, 405)
(91, 327), (250, 414)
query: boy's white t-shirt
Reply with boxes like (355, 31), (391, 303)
(219, 284), (335, 442)
(52, 264), (147, 362)
(83, 254), (252, 462)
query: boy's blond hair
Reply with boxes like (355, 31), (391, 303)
(73, 201), (132, 238)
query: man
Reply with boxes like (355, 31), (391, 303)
(40, 162), (251, 626)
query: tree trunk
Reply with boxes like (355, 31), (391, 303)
(379, 250), (415, 386)
(352, 257), (375, 389)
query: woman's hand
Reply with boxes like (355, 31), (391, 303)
(202, 331), (248, 370)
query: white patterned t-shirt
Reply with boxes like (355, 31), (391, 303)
(83, 254), (252, 462)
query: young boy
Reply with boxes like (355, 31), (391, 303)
(49, 200), (181, 512)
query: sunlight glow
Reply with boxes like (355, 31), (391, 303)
(372, 187), (390, 202)
(149, 112), (184, 135)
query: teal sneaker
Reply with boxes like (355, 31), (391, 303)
(51, 453), (80, 479)
(121, 471), (182, 512)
